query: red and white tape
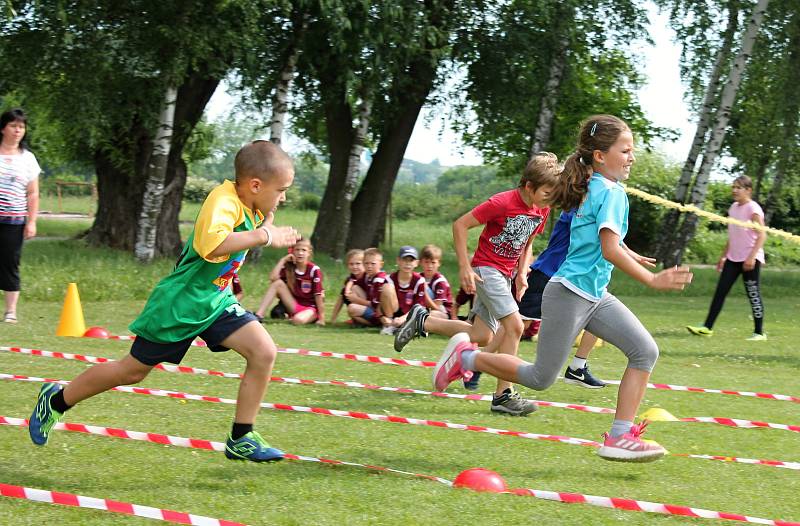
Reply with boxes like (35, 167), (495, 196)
(7, 346), (800, 433)
(1, 416), (797, 526)
(0, 372), (601, 448)
(0, 481), (248, 525)
(0, 346), (615, 415)
(4, 373), (799, 471)
(78, 338), (800, 403)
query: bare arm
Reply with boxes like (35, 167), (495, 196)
(744, 213), (766, 271)
(207, 213), (299, 259)
(514, 235), (535, 301)
(600, 229), (692, 291)
(314, 293), (325, 325)
(24, 179), (39, 239)
(453, 212), (482, 294)
(268, 255), (291, 282)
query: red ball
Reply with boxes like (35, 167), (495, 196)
(83, 326), (110, 339)
(453, 468), (507, 493)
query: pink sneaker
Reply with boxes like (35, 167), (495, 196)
(432, 333), (477, 392)
(597, 420), (666, 463)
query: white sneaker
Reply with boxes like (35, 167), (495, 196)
(746, 333), (767, 341)
(380, 326), (397, 335)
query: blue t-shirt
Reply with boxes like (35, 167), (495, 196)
(531, 210), (574, 277)
(551, 174), (628, 301)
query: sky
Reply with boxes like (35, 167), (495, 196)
(207, 5), (696, 167)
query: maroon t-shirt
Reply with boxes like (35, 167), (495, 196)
(471, 189), (549, 277)
(279, 263), (324, 308)
(426, 272), (453, 311)
(389, 271), (427, 315)
(366, 271), (389, 311)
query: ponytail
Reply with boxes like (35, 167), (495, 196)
(555, 152), (592, 211)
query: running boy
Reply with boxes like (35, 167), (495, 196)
(431, 115), (693, 462)
(254, 239), (325, 325)
(420, 244), (454, 319)
(29, 140), (300, 462)
(396, 152), (559, 415)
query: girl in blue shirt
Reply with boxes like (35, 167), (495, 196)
(431, 115), (693, 462)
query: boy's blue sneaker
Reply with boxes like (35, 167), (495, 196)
(225, 431), (284, 462)
(29, 383), (64, 446)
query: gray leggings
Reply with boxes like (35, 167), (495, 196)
(516, 281), (658, 390)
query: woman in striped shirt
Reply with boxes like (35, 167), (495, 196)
(1, 108), (41, 324)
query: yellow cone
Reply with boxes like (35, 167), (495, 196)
(56, 282), (86, 337)
(639, 407), (679, 422)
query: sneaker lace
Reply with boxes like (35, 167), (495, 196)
(629, 419), (650, 439)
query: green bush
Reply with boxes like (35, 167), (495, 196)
(183, 176), (218, 203)
(298, 193), (321, 211)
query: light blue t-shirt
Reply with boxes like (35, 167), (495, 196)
(551, 173), (628, 301)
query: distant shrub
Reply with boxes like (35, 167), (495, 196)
(183, 176), (217, 203)
(298, 193), (321, 211)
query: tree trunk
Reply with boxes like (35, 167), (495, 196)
(752, 152), (770, 202)
(529, 11), (570, 156)
(332, 97), (372, 259)
(269, 13), (306, 145)
(87, 70), (220, 255)
(347, 59), (437, 249)
(658, 1), (739, 263)
(310, 86), (356, 255)
(666, 0), (771, 266)
(135, 85), (178, 262)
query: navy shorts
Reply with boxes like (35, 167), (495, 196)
(518, 269), (551, 321)
(130, 307), (258, 366)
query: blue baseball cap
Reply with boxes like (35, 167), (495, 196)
(398, 245), (419, 259)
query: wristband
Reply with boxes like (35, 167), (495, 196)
(262, 226), (272, 247)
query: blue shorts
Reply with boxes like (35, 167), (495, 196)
(130, 306), (258, 366)
(518, 269), (551, 321)
(361, 306), (382, 326)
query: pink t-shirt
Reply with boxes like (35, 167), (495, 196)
(726, 200), (765, 263)
(470, 189), (549, 277)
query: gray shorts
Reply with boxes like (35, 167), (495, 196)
(469, 266), (519, 333)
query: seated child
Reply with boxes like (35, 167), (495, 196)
(255, 239), (325, 325)
(420, 244), (454, 319)
(329, 249), (368, 324)
(385, 246), (428, 332)
(347, 247), (398, 332)
(451, 287), (474, 321)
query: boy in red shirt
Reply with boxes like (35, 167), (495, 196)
(395, 153), (560, 415)
(385, 246), (428, 333)
(348, 247), (398, 332)
(420, 244), (454, 319)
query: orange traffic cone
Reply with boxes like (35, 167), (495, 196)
(56, 282), (86, 337)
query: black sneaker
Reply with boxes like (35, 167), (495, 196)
(490, 387), (537, 416)
(463, 370), (482, 390)
(393, 304), (428, 352)
(564, 364), (607, 389)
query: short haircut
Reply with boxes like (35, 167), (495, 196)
(345, 248), (364, 263)
(363, 247), (383, 260)
(234, 140), (293, 183)
(421, 244), (442, 260)
(519, 151), (561, 190)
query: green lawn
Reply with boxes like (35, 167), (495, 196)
(1, 289), (798, 525)
(3, 207), (798, 525)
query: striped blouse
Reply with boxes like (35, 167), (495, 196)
(0, 149), (41, 225)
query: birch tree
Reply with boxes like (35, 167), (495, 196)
(665, 0), (771, 265)
(135, 86), (178, 262)
(656, 0), (739, 263)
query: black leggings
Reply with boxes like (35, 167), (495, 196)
(704, 259), (764, 334)
(0, 223), (25, 292)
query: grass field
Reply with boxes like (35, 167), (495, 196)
(1, 207), (798, 525)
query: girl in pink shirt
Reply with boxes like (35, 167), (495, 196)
(687, 175), (767, 340)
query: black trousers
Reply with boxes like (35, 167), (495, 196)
(0, 223), (25, 292)
(704, 259), (764, 335)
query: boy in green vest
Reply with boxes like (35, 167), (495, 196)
(29, 140), (300, 462)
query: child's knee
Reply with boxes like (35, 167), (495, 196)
(247, 343), (277, 367)
(120, 367), (150, 385)
(516, 363), (557, 391)
(503, 315), (524, 339)
(630, 338), (659, 371)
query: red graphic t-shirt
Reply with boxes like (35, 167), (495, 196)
(470, 189), (549, 277)
(389, 271), (427, 315)
(279, 263), (324, 307)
